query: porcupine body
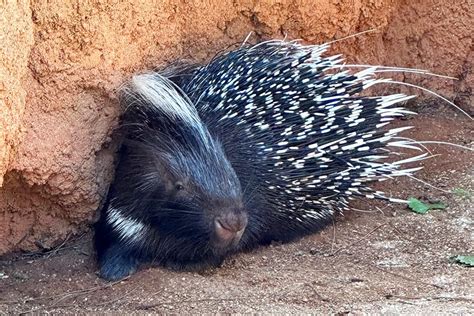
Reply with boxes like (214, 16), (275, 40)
(95, 40), (425, 280)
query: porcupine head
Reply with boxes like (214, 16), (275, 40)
(95, 73), (249, 281)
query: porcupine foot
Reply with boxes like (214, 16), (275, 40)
(98, 243), (139, 281)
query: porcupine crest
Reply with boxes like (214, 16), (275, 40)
(175, 40), (427, 240)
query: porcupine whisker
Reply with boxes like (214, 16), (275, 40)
(398, 140), (474, 152)
(244, 184), (263, 206)
(149, 208), (201, 217)
(334, 64), (458, 80)
(242, 178), (261, 204)
(407, 174), (453, 194)
(241, 31), (254, 47)
(392, 136), (434, 155)
(158, 224), (204, 237)
(387, 140), (427, 151)
(139, 198), (195, 208)
(372, 69), (456, 80)
(241, 172), (257, 198)
(243, 28), (379, 51)
(391, 152), (431, 166)
(351, 207), (382, 214)
(247, 38), (295, 51)
(379, 148), (404, 156)
(338, 65), (468, 118)
(323, 28), (381, 45)
(388, 80), (472, 120)
(152, 210), (202, 221)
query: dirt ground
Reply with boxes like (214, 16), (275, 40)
(0, 106), (473, 314)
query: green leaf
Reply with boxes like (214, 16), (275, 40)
(452, 255), (474, 267)
(428, 202), (447, 209)
(407, 198), (446, 214)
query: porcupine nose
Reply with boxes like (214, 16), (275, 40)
(214, 212), (247, 248)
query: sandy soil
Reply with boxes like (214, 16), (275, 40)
(0, 107), (473, 314)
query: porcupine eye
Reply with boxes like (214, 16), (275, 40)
(173, 181), (191, 200)
(175, 182), (184, 191)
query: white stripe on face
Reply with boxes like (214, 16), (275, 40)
(107, 207), (146, 243)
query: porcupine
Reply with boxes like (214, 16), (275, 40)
(95, 39), (431, 281)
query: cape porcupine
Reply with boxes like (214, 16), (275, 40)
(95, 39), (434, 281)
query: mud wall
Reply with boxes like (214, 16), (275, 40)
(0, 0), (472, 254)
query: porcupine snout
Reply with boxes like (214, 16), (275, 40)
(212, 210), (248, 249)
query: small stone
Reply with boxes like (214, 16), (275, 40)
(309, 248), (319, 255)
